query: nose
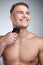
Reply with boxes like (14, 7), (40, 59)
(22, 13), (28, 18)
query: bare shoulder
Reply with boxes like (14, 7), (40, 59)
(0, 36), (5, 41)
(28, 31), (42, 40)
(28, 31), (43, 50)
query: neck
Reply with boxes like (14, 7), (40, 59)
(18, 28), (28, 38)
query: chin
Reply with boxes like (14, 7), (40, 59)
(22, 24), (29, 27)
(21, 25), (28, 28)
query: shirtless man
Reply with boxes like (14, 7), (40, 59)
(0, 2), (43, 65)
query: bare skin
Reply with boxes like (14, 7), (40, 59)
(0, 4), (43, 65)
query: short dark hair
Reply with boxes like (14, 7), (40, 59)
(10, 2), (29, 15)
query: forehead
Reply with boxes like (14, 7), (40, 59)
(13, 5), (29, 13)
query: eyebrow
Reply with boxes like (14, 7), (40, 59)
(16, 10), (30, 13)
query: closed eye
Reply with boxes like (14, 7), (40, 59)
(16, 11), (23, 14)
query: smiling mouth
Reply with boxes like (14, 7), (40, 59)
(20, 19), (28, 22)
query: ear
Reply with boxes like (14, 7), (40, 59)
(10, 15), (14, 21)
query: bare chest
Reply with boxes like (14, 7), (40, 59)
(3, 39), (39, 63)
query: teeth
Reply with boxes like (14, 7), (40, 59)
(21, 20), (27, 22)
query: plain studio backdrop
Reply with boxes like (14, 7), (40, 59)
(0, 0), (43, 65)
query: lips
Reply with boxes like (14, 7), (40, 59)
(20, 19), (28, 26)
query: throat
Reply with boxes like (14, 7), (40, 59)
(18, 29), (28, 39)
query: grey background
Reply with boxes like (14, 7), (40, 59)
(0, 0), (43, 65)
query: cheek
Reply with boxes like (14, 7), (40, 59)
(28, 16), (30, 21)
(14, 15), (20, 21)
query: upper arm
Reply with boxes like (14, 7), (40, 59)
(0, 36), (5, 56)
(39, 38), (43, 65)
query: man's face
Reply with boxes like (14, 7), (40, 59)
(10, 5), (30, 28)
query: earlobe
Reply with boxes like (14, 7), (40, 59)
(10, 15), (12, 21)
